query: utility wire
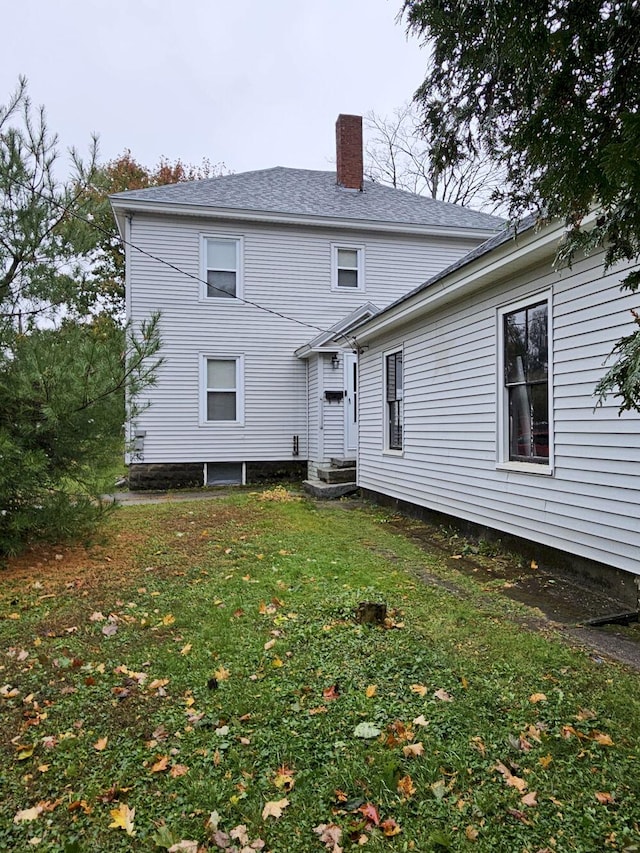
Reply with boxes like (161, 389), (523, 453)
(9, 177), (362, 352)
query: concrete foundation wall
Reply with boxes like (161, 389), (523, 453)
(129, 461), (306, 490)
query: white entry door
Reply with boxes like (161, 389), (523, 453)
(344, 353), (358, 454)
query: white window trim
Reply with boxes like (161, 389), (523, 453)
(331, 243), (365, 292)
(199, 234), (244, 301)
(199, 354), (245, 426)
(496, 290), (554, 476)
(383, 346), (404, 455)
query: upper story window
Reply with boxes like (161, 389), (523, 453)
(331, 244), (365, 291)
(202, 356), (244, 424)
(500, 296), (551, 468)
(385, 350), (403, 451)
(202, 236), (243, 299)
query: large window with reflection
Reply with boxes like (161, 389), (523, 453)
(503, 299), (549, 464)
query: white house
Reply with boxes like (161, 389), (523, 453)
(353, 215), (640, 596)
(110, 115), (502, 490)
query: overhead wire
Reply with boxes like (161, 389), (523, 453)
(8, 177), (363, 352)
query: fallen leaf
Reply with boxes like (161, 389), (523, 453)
(365, 684), (377, 698)
(214, 666), (230, 681)
(314, 823), (343, 852)
(413, 714), (429, 727)
(162, 614), (175, 626)
(102, 623), (118, 637)
(14, 805), (43, 823)
(354, 722), (381, 739)
(323, 684), (339, 701)
(358, 803), (380, 825)
(591, 731), (614, 746)
(262, 798), (289, 819)
(403, 742), (424, 758)
(521, 791), (538, 807)
(93, 737), (108, 751)
(381, 818), (401, 837)
(529, 693), (547, 703)
(89, 611), (105, 621)
(151, 755), (170, 773)
(170, 764), (189, 778)
(109, 802), (135, 835)
(595, 791), (614, 804)
(397, 775), (416, 798)
(539, 754), (553, 769)
(465, 825), (479, 841)
(168, 843), (198, 853)
(431, 780), (447, 800)
(471, 736), (486, 756)
(495, 761), (527, 792)
(264, 639), (276, 651)
(434, 688), (453, 702)
(180, 643), (192, 656)
(410, 684), (427, 696)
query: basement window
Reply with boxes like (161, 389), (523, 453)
(206, 462), (244, 486)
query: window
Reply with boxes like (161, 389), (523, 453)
(203, 357), (243, 424)
(332, 244), (364, 290)
(502, 298), (550, 465)
(203, 236), (242, 299)
(385, 350), (403, 451)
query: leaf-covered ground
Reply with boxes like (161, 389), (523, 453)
(1, 490), (639, 852)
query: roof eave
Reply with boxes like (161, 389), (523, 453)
(109, 197), (500, 240)
(355, 216), (582, 344)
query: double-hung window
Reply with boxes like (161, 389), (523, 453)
(203, 357), (243, 424)
(332, 244), (364, 291)
(385, 350), (403, 451)
(203, 236), (242, 299)
(501, 298), (550, 466)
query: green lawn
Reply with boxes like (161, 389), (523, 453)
(1, 490), (639, 852)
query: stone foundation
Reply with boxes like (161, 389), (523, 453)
(245, 461), (307, 483)
(129, 460), (307, 491)
(361, 488), (640, 610)
(128, 463), (204, 491)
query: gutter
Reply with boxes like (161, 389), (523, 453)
(109, 197), (500, 242)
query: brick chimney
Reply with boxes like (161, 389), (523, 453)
(335, 114), (363, 191)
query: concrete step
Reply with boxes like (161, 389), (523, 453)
(330, 457), (357, 469)
(303, 479), (359, 499)
(317, 465), (357, 484)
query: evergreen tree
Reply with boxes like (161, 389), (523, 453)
(402, 0), (640, 411)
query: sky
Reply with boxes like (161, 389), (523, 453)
(1, 0), (429, 176)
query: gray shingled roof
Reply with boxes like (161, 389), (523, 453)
(111, 167), (503, 231)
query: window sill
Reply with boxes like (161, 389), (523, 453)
(496, 461), (553, 477)
(383, 449), (404, 458)
(199, 421), (245, 428)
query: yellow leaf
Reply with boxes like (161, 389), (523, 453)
(264, 639), (276, 650)
(465, 825), (479, 841)
(214, 666), (230, 681)
(149, 678), (170, 691)
(397, 774), (416, 798)
(93, 737), (108, 751)
(539, 754), (553, 769)
(272, 657), (284, 668)
(37, 764), (49, 773)
(365, 684), (377, 698)
(151, 755), (170, 773)
(162, 614), (175, 626)
(7, 612), (20, 620)
(16, 745), (34, 760)
(262, 797), (289, 819)
(530, 560), (539, 569)
(109, 803), (135, 835)
(410, 684), (427, 696)
(529, 693), (547, 703)
(180, 644), (192, 656)
(402, 742), (424, 758)
(591, 731), (614, 746)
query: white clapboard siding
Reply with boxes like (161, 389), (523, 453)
(358, 248), (640, 576)
(128, 213), (481, 464)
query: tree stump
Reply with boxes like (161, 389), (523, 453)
(355, 601), (387, 625)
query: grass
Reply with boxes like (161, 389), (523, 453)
(1, 490), (639, 852)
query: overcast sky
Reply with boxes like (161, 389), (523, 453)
(1, 0), (428, 176)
